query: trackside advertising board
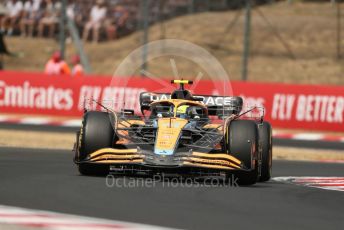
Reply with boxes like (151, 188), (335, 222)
(0, 71), (343, 132)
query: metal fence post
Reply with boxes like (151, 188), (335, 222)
(241, 0), (251, 81)
(67, 18), (92, 74)
(141, 0), (149, 75)
(336, 1), (342, 59)
(188, 0), (195, 14)
(59, 0), (67, 60)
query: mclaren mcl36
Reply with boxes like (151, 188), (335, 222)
(74, 80), (272, 185)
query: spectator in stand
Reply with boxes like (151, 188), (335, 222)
(23, 0), (33, 14)
(71, 54), (83, 77)
(19, 0), (35, 36)
(67, 0), (79, 22)
(37, 0), (60, 38)
(66, 0), (83, 29)
(105, 4), (129, 41)
(66, 0), (74, 20)
(82, 0), (107, 43)
(32, 0), (41, 11)
(44, 51), (71, 75)
(1, 0), (24, 35)
(20, 0), (45, 37)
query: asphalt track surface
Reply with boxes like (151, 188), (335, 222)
(1, 123), (344, 150)
(0, 147), (344, 230)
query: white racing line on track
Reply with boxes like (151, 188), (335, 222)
(0, 205), (176, 230)
(273, 177), (344, 192)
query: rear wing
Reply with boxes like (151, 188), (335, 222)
(139, 92), (243, 117)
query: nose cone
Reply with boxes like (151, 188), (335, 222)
(154, 118), (188, 156)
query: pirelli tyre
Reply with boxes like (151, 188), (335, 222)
(258, 121), (272, 182)
(226, 120), (259, 185)
(77, 111), (115, 176)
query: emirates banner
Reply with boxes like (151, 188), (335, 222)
(0, 71), (343, 132)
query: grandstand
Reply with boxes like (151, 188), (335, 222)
(0, 0), (261, 41)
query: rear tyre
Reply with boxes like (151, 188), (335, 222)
(77, 111), (115, 176)
(226, 120), (259, 185)
(258, 122), (272, 182)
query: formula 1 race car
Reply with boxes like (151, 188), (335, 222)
(73, 80), (272, 185)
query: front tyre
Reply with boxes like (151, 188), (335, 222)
(77, 111), (114, 176)
(226, 120), (259, 185)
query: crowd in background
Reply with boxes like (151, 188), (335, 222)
(0, 0), (289, 43)
(0, 0), (204, 43)
(0, 0), (132, 42)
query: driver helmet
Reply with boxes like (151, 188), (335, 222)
(176, 105), (190, 119)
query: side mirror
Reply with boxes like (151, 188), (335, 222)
(139, 92), (154, 111)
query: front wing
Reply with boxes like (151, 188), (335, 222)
(75, 148), (248, 174)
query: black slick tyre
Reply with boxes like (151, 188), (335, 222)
(226, 120), (259, 185)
